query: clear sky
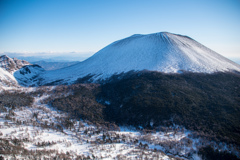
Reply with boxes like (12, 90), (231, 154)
(0, 0), (240, 60)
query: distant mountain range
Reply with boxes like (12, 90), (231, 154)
(1, 52), (94, 63)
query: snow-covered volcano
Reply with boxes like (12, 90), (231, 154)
(31, 32), (240, 85)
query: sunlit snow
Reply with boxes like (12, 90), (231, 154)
(37, 32), (240, 85)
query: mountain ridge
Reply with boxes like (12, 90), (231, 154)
(36, 32), (240, 86)
(1, 32), (240, 87)
(0, 55), (30, 73)
(0, 55), (45, 87)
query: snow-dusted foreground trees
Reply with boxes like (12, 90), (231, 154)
(0, 83), (239, 160)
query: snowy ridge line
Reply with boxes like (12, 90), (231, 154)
(34, 32), (240, 86)
(0, 55), (44, 87)
(1, 32), (240, 86)
(0, 55), (30, 73)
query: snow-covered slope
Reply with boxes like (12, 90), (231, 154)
(14, 65), (45, 86)
(29, 32), (240, 85)
(0, 55), (45, 87)
(0, 55), (30, 73)
(0, 67), (18, 87)
(32, 61), (79, 70)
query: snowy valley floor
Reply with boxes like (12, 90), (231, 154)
(0, 86), (239, 159)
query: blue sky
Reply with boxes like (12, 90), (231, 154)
(0, 0), (240, 60)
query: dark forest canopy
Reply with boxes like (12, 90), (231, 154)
(44, 71), (240, 145)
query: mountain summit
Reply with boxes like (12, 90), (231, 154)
(83, 32), (240, 74)
(16, 32), (240, 85)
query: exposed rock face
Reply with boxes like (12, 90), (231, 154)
(0, 55), (30, 73)
(0, 55), (45, 87)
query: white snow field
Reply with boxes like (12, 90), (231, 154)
(14, 65), (45, 86)
(36, 32), (240, 85)
(0, 67), (18, 88)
